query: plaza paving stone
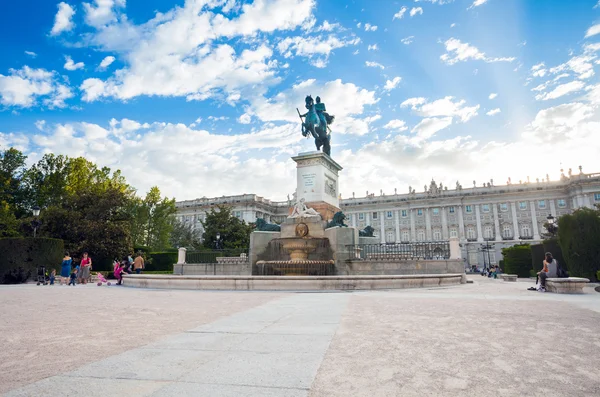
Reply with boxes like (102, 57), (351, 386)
(2, 277), (600, 396)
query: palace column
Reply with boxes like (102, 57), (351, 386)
(458, 205), (466, 240)
(441, 207), (449, 240)
(395, 210), (401, 243)
(492, 204), (501, 242)
(425, 208), (432, 240)
(350, 213), (357, 227)
(410, 209), (416, 241)
(380, 211), (386, 244)
(511, 202), (519, 239)
(365, 212), (370, 225)
(475, 205), (484, 242)
(530, 200), (540, 240)
(549, 200), (557, 217)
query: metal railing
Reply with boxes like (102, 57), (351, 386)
(346, 241), (451, 261)
(186, 249), (249, 264)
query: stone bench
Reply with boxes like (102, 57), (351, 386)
(500, 274), (517, 282)
(546, 277), (590, 294)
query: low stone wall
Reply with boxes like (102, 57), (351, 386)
(123, 273), (464, 291)
(174, 261), (251, 276)
(341, 259), (464, 276)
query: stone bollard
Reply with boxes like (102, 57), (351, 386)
(177, 247), (187, 264)
(449, 237), (461, 260)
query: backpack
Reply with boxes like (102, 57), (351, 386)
(556, 261), (568, 278)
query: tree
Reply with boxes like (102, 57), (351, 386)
(127, 186), (176, 251)
(501, 244), (532, 277)
(201, 205), (252, 249)
(558, 206), (600, 280)
(0, 148), (27, 218)
(169, 218), (203, 250)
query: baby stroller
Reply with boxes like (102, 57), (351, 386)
(96, 272), (111, 286)
(36, 266), (48, 285)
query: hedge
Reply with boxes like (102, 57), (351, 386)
(0, 238), (64, 283)
(542, 238), (566, 273)
(147, 252), (177, 271)
(530, 244), (545, 272)
(501, 244), (532, 278)
(558, 208), (600, 280)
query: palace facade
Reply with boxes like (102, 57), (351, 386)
(175, 168), (600, 268)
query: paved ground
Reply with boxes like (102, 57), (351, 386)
(1, 277), (600, 396)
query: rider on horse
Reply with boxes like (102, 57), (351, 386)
(298, 95), (334, 156)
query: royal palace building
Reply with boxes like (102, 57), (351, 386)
(175, 167), (600, 269)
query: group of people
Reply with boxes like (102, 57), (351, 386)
(56, 251), (145, 286)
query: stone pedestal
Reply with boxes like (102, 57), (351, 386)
(292, 152), (343, 221)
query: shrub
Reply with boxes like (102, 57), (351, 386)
(2, 267), (32, 284)
(558, 208), (600, 280)
(530, 244), (545, 272)
(147, 252), (177, 271)
(0, 238), (64, 283)
(501, 244), (532, 278)
(596, 270), (600, 282)
(530, 269), (537, 278)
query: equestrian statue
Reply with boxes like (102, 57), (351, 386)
(297, 95), (335, 156)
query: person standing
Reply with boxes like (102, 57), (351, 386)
(60, 252), (72, 284)
(79, 252), (92, 284)
(133, 252), (145, 274)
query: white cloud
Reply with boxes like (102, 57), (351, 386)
(401, 36), (414, 45)
(383, 119), (408, 131)
(83, 0), (126, 28)
(488, 93), (497, 99)
(35, 120), (46, 131)
(585, 24), (600, 38)
(80, 0), (317, 102)
(98, 56), (115, 70)
(440, 38), (515, 65)
(384, 77), (402, 91)
(64, 56), (85, 71)
(468, 0), (489, 10)
(368, 44), (378, 51)
(486, 108), (501, 116)
(364, 23), (378, 31)
(410, 7), (423, 17)
(411, 117), (453, 139)
(415, 0), (454, 4)
(393, 7), (407, 20)
(278, 34), (360, 67)
(450, 23), (456, 28)
(25, 51), (37, 58)
(549, 55), (595, 80)
(0, 66), (73, 108)
(365, 61), (385, 69)
(402, 96), (480, 123)
(317, 20), (339, 31)
(595, 1), (600, 9)
(535, 81), (585, 101)
(238, 113), (252, 124)
(50, 2), (76, 36)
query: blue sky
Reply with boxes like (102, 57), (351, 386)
(1, 0), (600, 201)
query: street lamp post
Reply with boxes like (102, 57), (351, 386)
(546, 214), (558, 237)
(31, 206), (41, 238)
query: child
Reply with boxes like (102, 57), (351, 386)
(49, 269), (56, 285)
(114, 260), (126, 285)
(68, 267), (78, 286)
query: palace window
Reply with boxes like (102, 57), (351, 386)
(433, 230), (442, 241)
(417, 230), (426, 241)
(466, 227), (476, 240)
(500, 203), (508, 212)
(557, 199), (566, 208)
(449, 206), (455, 214)
(483, 226), (494, 239)
(521, 224), (532, 238)
(538, 200), (546, 209)
(468, 252), (479, 266)
(489, 252), (497, 264)
(359, 213), (365, 220)
(417, 209), (423, 216)
(401, 231), (410, 242)
(386, 231), (395, 243)
(465, 205), (473, 213)
(386, 211), (393, 219)
(401, 209), (408, 217)
(594, 193), (600, 202)
(450, 228), (458, 238)
(502, 225), (512, 239)
(234, 211), (242, 218)
(432, 208), (440, 215)
(372, 212), (378, 220)
(519, 201), (527, 210)
(482, 204), (490, 213)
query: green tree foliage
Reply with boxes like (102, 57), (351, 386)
(201, 205), (252, 249)
(530, 244), (545, 272)
(127, 186), (176, 251)
(169, 218), (203, 250)
(0, 148), (27, 219)
(0, 238), (64, 283)
(558, 207), (600, 280)
(501, 244), (532, 277)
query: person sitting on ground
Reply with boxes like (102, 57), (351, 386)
(529, 252), (558, 292)
(133, 252), (145, 274)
